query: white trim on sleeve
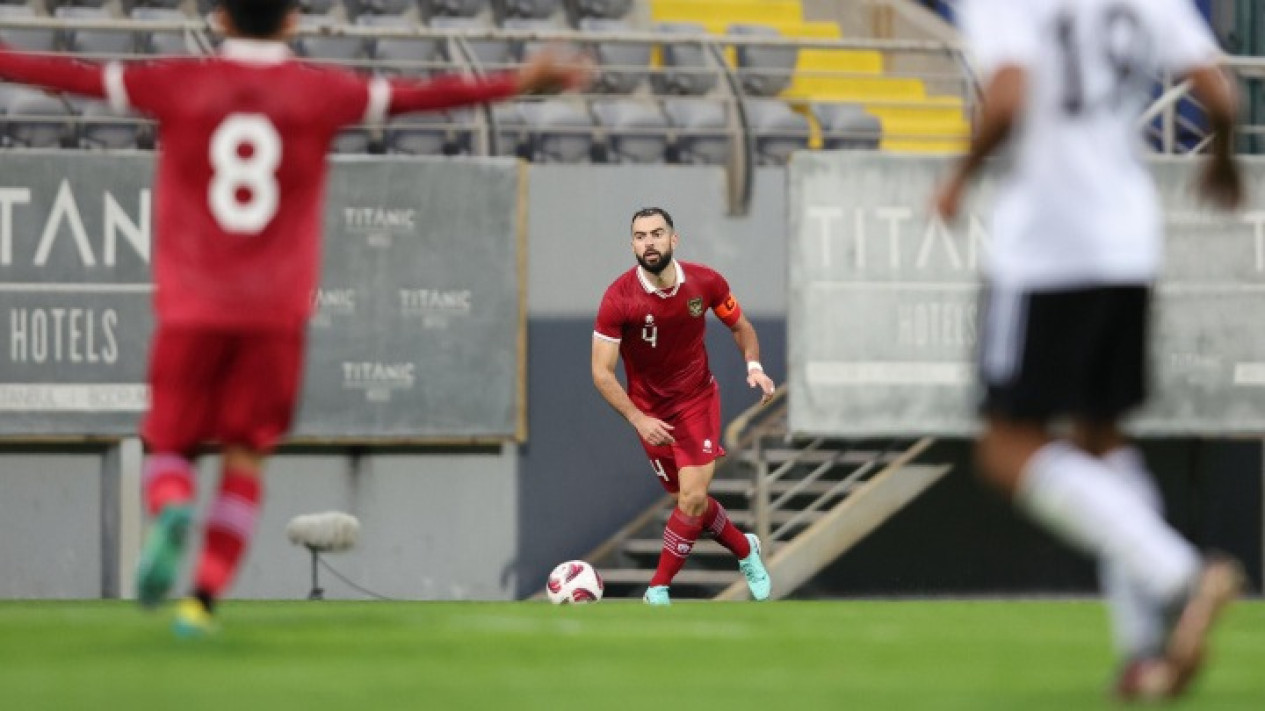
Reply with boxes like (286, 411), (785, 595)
(593, 331), (621, 344)
(103, 62), (131, 113)
(364, 76), (390, 125)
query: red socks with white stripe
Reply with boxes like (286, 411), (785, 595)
(143, 453), (194, 516)
(649, 508), (704, 587)
(649, 497), (753, 588)
(193, 469), (262, 600)
(702, 497), (751, 559)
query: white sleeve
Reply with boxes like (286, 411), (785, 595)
(1158, 0), (1222, 75)
(958, 0), (1041, 81)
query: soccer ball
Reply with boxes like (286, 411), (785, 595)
(546, 560), (604, 604)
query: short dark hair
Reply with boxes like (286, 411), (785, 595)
(220, 0), (296, 39)
(630, 207), (674, 231)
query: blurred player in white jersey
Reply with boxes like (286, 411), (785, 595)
(935, 0), (1244, 700)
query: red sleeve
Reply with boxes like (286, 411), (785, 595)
(383, 72), (519, 118)
(118, 61), (188, 117)
(594, 286), (626, 342)
(708, 270), (744, 327)
(0, 46), (107, 99)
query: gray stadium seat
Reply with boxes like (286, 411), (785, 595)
(519, 99), (592, 162)
(812, 102), (881, 149)
(488, 102), (524, 156)
(4, 90), (75, 148)
(650, 22), (716, 96)
(362, 16), (441, 75)
(298, 0), (339, 13)
(430, 16), (511, 70)
(742, 98), (808, 165)
(566, 0), (631, 21)
(0, 7), (56, 52)
(57, 7), (138, 56)
(131, 0), (189, 8)
(130, 8), (198, 56)
(422, 0), (487, 18)
(579, 19), (649, 94)
(386, 111), (450, 155)
(500, 18), (555, 61)
(499, 0), (558, 20)
(356, 0), (416, 15)
(663, 98), (730, 165)
(78, 100), (144, 149)
(332, 129), (375, 153)
(729, 24), (796, 97)
(591, 98), (667, 164)
(294, 14), (365, 61)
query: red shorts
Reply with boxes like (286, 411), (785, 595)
(142, 326), (305, 455)
(639, 385), (726, 494)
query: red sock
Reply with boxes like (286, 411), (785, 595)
(649, 507), (704, 587)
(142, 453), (194, 517)
(702, 497), (751, 560)
(194, 469), (262, 599)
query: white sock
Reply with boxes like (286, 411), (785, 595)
(1016, 441), (1199, 605)
(1100, 446), (1166, 659)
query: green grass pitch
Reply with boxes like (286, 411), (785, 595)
(0, 600), (1261, 710)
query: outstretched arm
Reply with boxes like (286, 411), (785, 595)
(0, 45), (109, 99)
(591, 336), (675, 446)
(383, 47), (591, 117)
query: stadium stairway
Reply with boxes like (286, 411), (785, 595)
(649, 0), (969, 153)
(566, 388), (952, 601)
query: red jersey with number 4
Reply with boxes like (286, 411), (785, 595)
(0, 39), (519, 329)
(594, 261), (744, 416)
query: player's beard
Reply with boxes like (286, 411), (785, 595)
(637, 247), (674, 275)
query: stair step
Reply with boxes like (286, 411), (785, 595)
(655, 508), (825, 527)
(707, 478), (855, 497)
(621, 538), (783, 556)
(598, 568), (741, 586)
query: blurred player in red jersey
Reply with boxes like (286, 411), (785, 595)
(592, 207), (776, 605)
(0, 0), (589, 634)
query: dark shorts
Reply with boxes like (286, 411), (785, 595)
(639, 383), (726, 494)
(142, 326), (305, 454)
(977, 284), (1149, 422)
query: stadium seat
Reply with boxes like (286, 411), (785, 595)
(332, 129), (375, 153)
(500, 18), (555, 61)
(812, 102), (881, 150)
(294, 14), (365, 61)
(362, 16), (441, 75)
(422, 0), (487, 19)
(356, 0), (417, 15)
(130, 8), (198, 56)
(0, 7), (57, 53)
(519, 99), (593, 162)
(488, 102), (525, 156)
(386, 111), (450, 155)
(430, 16), (511, 70)
(578, 19), (649, 94)
(4, 90), (75, 148)
(728, 24), (796, 97)
(499, 0), (559, 20)
(56, 7), (138, 56)
(566, 0), (632, 21)
(742, 98), (808, 164)
(131, 0), (189, 9)
(650, 22), (716, 96)
(78, 100), (144, 149)
(591, 98), (668, 163)
(662, 97), (729, 164)
(298, 0), (340, 13)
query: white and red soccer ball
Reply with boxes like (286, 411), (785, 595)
(546, 560), (604, 604)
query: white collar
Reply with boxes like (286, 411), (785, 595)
(637, 260), (685, 298)
(220, 38), (293, 65)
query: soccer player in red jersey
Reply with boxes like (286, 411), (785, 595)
(0, 0), (588, 633)
(592, 207), (776, 605)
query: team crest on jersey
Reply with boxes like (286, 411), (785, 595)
(687, 297), (705, 317)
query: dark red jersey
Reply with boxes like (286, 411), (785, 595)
(594, 261), (744, 416)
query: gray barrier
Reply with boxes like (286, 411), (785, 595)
(790, 152), (1265, 437)
(0, 153), (525, 442)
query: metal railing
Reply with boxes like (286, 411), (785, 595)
(0, 15), (973, 213)
(1142, 56), (1265, 155)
